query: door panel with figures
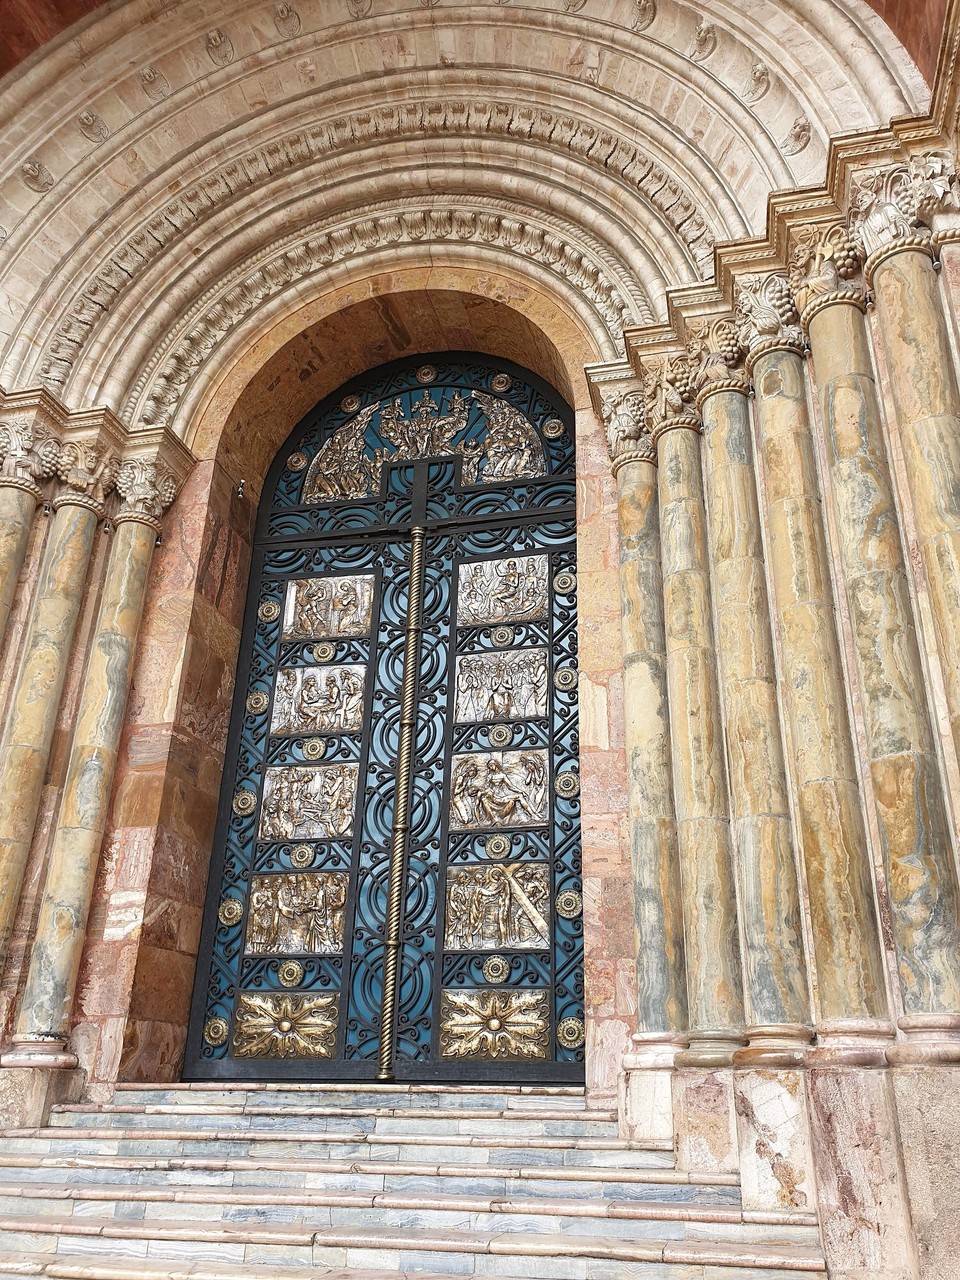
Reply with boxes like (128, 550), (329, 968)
(186, 355), (584, 1082)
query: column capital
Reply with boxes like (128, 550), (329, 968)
(686, 316), (750, 410)
(641, 352), (702, 442)
(849, 151), (960, 284)
(52, 439), (120, 516)
(114, 427), (194, 529)
(734, 273), (805, 373)
(789, 223), (866, 329)
(0, 415), (62, 500)
(601, 387), (657, 475)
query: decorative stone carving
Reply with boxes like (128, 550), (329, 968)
(115, 457), (178, 525)
(444, 863), (549, 950)
(53, 441), (118, 511)
(245, 872), (348, 954)
(282, 575), (375, 640)
(346, 0), (372, 15)
(601, 388), (656, 465)
(233, 991), (338, 1058)
(789, 224), (864, 318)
(849, 152), (960, 257)
(562, 0), (588, 11)
(741, 61), (770, 104)
(780, 116), (812, 157)
(457, 555), (548, 626)
(0, 419), (62, 494)
(41, 101), (713, 393)
(273, 3), (301, 37)
(641, 353), (700, 436)
(631, 0), (656, 32)
(439, 989), (549, 1059)
(455, 648), (548, 722)
(77, 109), (109, 143)
(20, 159), (54, 193)
(138, 67), (170, 101)
(258, 763), (359, 841)
(689, 21), (717, 62)
(687, 317), (749, 398)
(449, 749), (549, 829)
(205, 29), (234, 66)
(734, 274), (804, 355)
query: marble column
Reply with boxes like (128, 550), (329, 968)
(646, 358), (745, 1065)
(736, 274), (888, 1054)
(4, 458), (177, 1067)
(0, 416), (62, 652)
(0, 439), (118, 969)
(604, 390), (688, 1136)
(852, 167), (960, 770)
(693, 326), (811, 1063)
(795, 234), (960, 1060)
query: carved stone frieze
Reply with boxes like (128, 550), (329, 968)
(139, 67), (170, 101)
(39, 100), (715, 394)
(114, 457), (178, 526)
(53, 440), (119, 512)
(734, 274), (804, 357)
(789, 224), (864, 320)
(849, 152), (960, 260)
(601, 387), (656, 467)
(0, 418), (62, 496)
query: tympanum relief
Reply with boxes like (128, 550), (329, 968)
(282, 575), (374, 640)
(445, 863), (550, 950)
(245, 872), (348, 955)
(258, 764), (358, 841)
(455, 648), (548, 722)
(457, 555), (548, 626)
(271, 664), (366, 735)
(450, 749), (549, 830)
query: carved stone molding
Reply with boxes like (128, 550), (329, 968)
(129, 205), (640, 429)
(601, 387), (656, 471)
(115, 457), (179, 529)
(789, 224), (864, 325)
(734, 274), (804, 367)
(53, 441), (119, 515)
(35, 100), (716, 393)
(0, 418), (62, 498)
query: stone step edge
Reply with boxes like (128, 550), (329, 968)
(50, 1103), (615, 1122)
(113, 1082), (586, 1095)
(0, 1215), (828, 1270)
(0, 1180), (812, 1228)
(0, 1253), (465, 1280)
(2, 1126), (671, 1152)
(0, 1153), (735, 1186)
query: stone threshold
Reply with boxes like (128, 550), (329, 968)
(0, 1216), (828, 1270)
(113, 1083), (588, 1096)
(0, 1180), (815, 1228)
(53, 1103), (615, 1122)
(0, 1152), (735, 1186)
(0, 1258), (464, 1280)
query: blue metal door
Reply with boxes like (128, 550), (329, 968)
(186, 355), (584, 1082)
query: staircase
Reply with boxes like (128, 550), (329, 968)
(0, 1083), (825, 1279)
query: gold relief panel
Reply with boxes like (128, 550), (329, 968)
(258, 764), (358, 841)
(245, 872), (348, 955)
(450, 749), (548, 830)
(282, 574), (374, 641)
(454, 648), (548, 722)
(233, 992), (339, 1058)
(439, 989), (549, 1059)
(270, 664), (366, 735)
(457, 555), (548, 626)
(445, 864), (550, 951)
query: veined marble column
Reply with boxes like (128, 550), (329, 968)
(0, 417), (62, 653)
(795, 223), (960, 1061)
(851, 161), (960, 769)
(0, 439), (118, 968)
(645, 357), (744, 1065)
(736, 275), (888, 1054)
(4, 458), (178, 1068)
(692, 322), (811, 1063)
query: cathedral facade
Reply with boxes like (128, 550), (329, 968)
(0, 1), (958, 1276)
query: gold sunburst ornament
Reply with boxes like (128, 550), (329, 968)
(439, 989), (548, 1059)
(233, 992), (338, 1058)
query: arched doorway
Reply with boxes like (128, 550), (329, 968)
(185, 353), (585, 1084)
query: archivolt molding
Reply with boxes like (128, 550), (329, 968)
(121, 201), (640, 432)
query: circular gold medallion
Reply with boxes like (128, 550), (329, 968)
(491, 372), (512, 392)
(258, 601), (281, 623)
(341, 394), (362, 413)
(542, 417), (564, 439)
(203, 1016), (229, 1047)
(286, 451), (308, 472)
(554, 666), (577, 692)
(415, 365), (437, 384)
(553, 571), (577, 595)
(218, 898), (243, 927)
(485, 834), (511, 858)
(488, 723), (512, 747)
(302, 737), (326, 760)
(312, 641), (335, 662)
(555, 770), (581, 799)
(290, 844), (314, 868)
(278, 959), (305, 988)
(491, 626), (514, 647)
(232, 789), (257, 816)
(556, 889), (583, 919)
(246, 690), (269, 715)
(557, 1017), (585, 1050)
(482, 955), (510, 983)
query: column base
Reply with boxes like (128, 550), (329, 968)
(805, 1021), (894, 1067)
(886, 1015), (960, 1065)
(1, 1036), (78, 1071)
(675, 1030), (746, 1068)
(733, 1024), (813, 1068)
(733, 1065), (816, 1216)
(618, 1032), (687, 1143)
(0, 1064), (84, 1127)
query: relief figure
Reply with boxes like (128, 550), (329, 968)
(271, 664), (366, 735)
(283, 575), (374, 640)
(457, 555), (548, 626)
(302, 403), (377, 501)
(258, 763), (359, 841)
(245, 872), (348, 955)
(455, 648), (548, 722)
(471, 391), (546, 481)
(444, 863), (549, 950)
(450, 750), (548, 830)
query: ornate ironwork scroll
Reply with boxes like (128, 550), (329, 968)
(186, 354), (583, 1084)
